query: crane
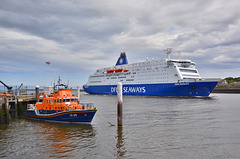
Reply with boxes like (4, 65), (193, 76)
(17, 83), (23, 96)
(0, 80), (12, 94)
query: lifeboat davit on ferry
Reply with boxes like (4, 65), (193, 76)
(115, 68), (124, 72)
(107, 69), (115, 73)
(106, 69), (128, 73)
(26, 77), (97, 124)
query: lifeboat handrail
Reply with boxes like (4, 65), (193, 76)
(80, 103), (95, 109)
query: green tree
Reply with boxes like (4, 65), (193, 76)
(225, 77), (240, 83)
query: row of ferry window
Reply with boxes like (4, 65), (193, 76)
(130, 63), (166, 67)
(89, 81), (102, 83)
(138, 73), (168, 76)
(46, 98), (78, 104)
(132, 69), (167, 74)
(110, 76), (126, 79)
(105, 69), (167, 79)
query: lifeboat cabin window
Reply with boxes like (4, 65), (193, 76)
(60, 99), (62, 103)
(63, 98), (66, 102)
(66, 98), (70, 102)
(57, 99), (59, 103)
(54, 99), (56, 103)
(71, 98), (77, 102)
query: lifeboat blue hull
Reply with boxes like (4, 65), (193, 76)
(26, 110), (97, 124)
(83, 81), (218, 97)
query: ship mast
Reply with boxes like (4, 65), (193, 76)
(54, 76), (68, 90)
(165, 48), (173, 60)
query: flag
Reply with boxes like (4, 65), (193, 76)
(46, 61), (51, 65)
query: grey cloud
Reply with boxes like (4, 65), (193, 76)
(1, 0), (240, 85)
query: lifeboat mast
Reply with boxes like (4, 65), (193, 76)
(54, 76), (68, 90)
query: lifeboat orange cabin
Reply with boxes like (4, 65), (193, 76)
(35, 89), (83, 111)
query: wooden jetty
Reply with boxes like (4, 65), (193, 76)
(0, 92), (36, 124)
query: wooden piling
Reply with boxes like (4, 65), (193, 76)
(77, 86), (80, 103)
(14, 99), (18, 118)
(0, 97), (10, 124)
(0, 103), (4, 124)
(117, 82), (123, 127)
(35, 85), (40, 99)
(18, 102), (26, 116)
(5, 97), (10, 124)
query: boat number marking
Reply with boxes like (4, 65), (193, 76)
(70, 114), (77, 117)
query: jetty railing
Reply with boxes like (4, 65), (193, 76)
(0, 93), (36, 103)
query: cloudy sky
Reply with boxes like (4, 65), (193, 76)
(0, 0), (240, 88)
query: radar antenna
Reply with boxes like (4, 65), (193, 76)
(164, 48), (173, 60)
(54, 76), (68, 90)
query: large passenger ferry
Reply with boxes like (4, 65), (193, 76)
(83, 49), (220, 97)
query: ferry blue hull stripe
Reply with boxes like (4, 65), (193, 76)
(26, 110), (96, 123)
(83, 82), (218, 97)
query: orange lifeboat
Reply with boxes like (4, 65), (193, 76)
(107, 69), (115, 73)
(0, 93), (11, 97)
(26, 77), (97, 124)
(115, 68), (124, 72)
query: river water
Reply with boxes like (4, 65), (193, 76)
(0, 93), (240, 159)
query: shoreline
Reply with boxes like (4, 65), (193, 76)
(212, 88), (240, 93)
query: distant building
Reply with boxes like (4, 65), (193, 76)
(217, 79), (240, 88)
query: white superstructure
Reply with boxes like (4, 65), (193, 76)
(86, 49), (201, 86)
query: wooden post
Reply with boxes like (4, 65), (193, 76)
(77, 86), (80, 103)
(117, 82), (123, 126)
(117, 126), (125, 157)
(3, 97), (9, 124)
(35, 85), (40, 100)
(14, 98), (18, 118)
(0, 103), (4, 124)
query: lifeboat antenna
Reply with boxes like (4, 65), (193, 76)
(54, 76), (68, 89)
(165, 48), (173, 60)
